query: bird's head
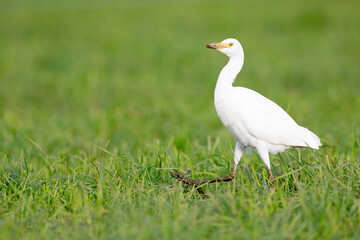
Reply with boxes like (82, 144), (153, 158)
(206, 38), (243, 58)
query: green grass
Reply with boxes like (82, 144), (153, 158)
(0, 0), (360, 239)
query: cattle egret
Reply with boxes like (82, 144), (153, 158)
(171, 38), (321, 192)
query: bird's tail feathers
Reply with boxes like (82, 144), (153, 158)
(299, 126), (322, 149)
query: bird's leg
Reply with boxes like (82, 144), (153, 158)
(266, 167), (277, 188)
(267, 167), (274, 181)
(256, 146), (276, 188)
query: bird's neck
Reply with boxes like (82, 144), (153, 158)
(215, 56), (244, 92)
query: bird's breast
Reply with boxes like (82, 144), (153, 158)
(214, 90), (235, 126)
(214, 89), (253, 146)
(214, 98), (231, 127)
(214, 87), (239, 121)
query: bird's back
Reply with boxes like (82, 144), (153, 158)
(216, 87), (321, 151)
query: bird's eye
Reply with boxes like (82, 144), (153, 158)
(229, 42), (234, 47)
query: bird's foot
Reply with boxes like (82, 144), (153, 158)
(269, 178), (278, 189)
(267, 169), (277, 189)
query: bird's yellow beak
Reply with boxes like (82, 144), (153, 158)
(206, 42), (231, 50)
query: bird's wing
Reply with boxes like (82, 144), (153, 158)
(233, 87), (319, 148)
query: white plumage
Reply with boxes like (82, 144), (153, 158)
(171, 38), (321, 189)
(207, 38), (321, 179)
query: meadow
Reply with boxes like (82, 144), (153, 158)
(0, 0), (360, 239)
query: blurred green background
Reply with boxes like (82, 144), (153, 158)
(1, 0), (359, 152)
(0, 0), (359, 239)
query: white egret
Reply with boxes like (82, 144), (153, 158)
(171, 38), (321, 191)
